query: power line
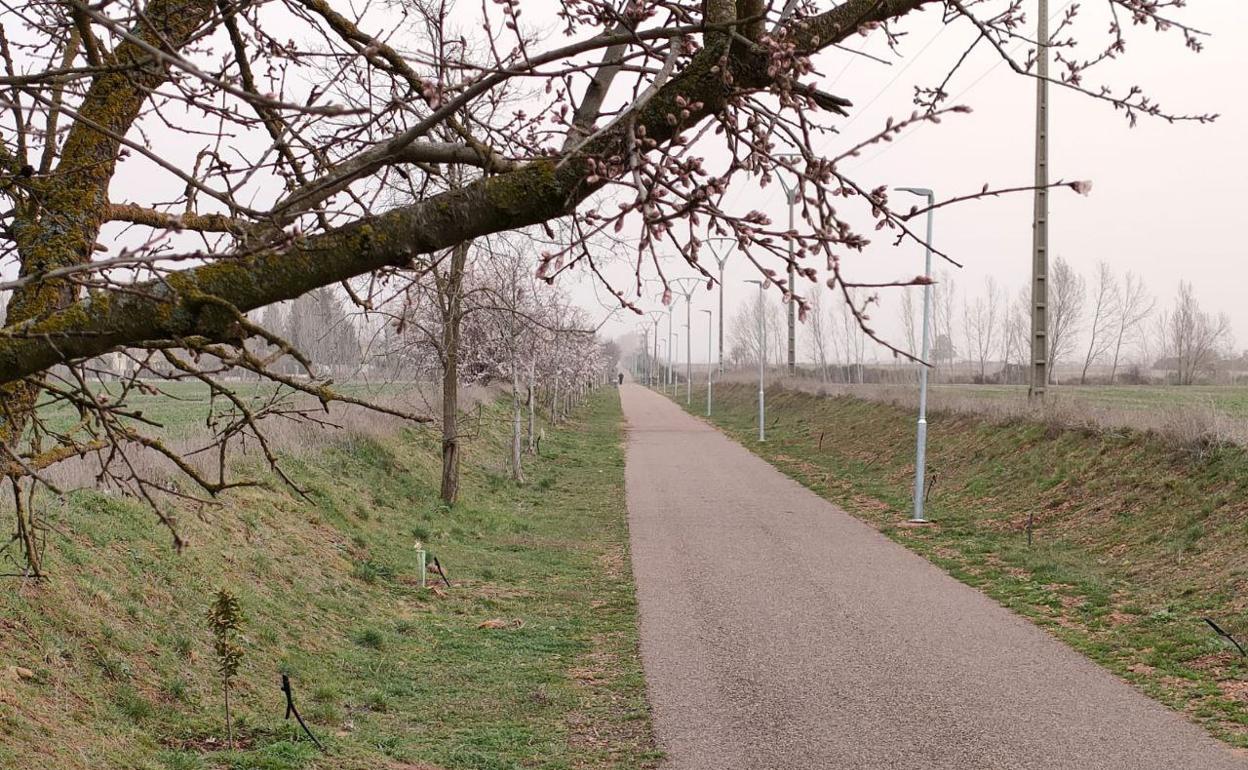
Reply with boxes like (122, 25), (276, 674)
(850, 0), (1075, 172)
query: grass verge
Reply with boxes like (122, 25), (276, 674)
(1, 389), (657, 769)
(677, 382), (1248, 748)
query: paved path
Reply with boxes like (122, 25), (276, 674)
(620, 384), (1247, 769)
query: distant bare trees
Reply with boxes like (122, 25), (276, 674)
(1109, 273), (1155, 384)
(1161, 282), (1232, 385)
(899, 289), (919, 359)
(806, 290), (837, 382)
(964, 277), (1002, 381)
(1048, 257), (1086, 383)
(839, 289), (867, 382)
(933, 272), (959, 369)
(1003, 287), (1030, 381)
(1079, 262), (1117, 384)
(729, 293), (771, 367)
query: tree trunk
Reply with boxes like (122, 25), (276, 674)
(551, 368), (560, 425)
(439, 241), (469, 505)
(511, 366), (525, 483)
(527, 363), (537, 454)
(224, 681), (233, 749)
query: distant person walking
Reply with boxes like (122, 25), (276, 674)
(618, 372), (624, 386)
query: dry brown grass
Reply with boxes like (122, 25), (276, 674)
(740, 374), (1248, 450)
(29, 382), (504, 496)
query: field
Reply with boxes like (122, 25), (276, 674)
(35, 380), (424, 440)
(932, 383), (1248, 416)
(749, 376), (1248, 446)
(1, 389), (656, 769)
(677, 382), (1248, 748)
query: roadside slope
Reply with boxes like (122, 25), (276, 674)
(682, 382), (1248, 749)
(0, 392), (656, 770)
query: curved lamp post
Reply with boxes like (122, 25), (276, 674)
(671, 277), (702, 405)
(645, 310), (665, 387)
(895, 185), (935, 525)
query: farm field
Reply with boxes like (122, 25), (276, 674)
(929, 384), (1248, 417)
(34, 380), (429, 439)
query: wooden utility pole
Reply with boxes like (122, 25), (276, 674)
(1028, 0), (1050, 398)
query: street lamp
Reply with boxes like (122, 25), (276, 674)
(665, 305), (674, 393)
(671, 277), (702, 405)
(745, 279), (766, 442)
(896, 185), (935, 524)
(645, 311), (665, 387)
(700, 309), (713, 416)
(776, 154), (802, 376)
(657, 337), (667, 389)
(634, 323), (649, 380)
(672, 330), (681, 395)
(706, 237), (734, 378)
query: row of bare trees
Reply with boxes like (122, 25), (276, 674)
(385, 235), (612, 501)
(0, 0), (1212, 573)
(895, 262), (1231, 385)
(715, 261), (1234, 387)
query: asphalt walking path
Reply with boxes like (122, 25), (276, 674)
(620, 383), (1247, 769)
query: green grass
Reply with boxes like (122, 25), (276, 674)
(932, 382), (1248, 416)
(0, 390), (657, 769)
(675, 383), (1248, 748)
(35, 380), (414, 439)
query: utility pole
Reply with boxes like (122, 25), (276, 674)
(646, 311), (664, 387)
(776, 157), (800, 376)
(706, 238), (734, 378)
(1029, 0), (1050, 398)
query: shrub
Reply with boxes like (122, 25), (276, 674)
(207, 588), (245, 749)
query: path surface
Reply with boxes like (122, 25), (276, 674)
(620, 384), (1247, 769)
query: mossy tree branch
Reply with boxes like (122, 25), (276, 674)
(0, 0), (930, 387)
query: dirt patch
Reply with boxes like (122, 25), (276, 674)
(1221, 680), (1248, 704)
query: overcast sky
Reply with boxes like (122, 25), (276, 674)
(8, 1), (1241, 369)
(577, 2), (1248, 363)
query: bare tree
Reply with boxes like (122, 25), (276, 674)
(964, 277), (1001, 382)
(1079, 262), (1119, 384)
(806, 290), (833, 381)
(767, 299), (787, 367)
(1002, 285), (1030, 383)
(932, 271), (960, 374)
(899, 289), (919, 360)
(839, 288), (867, 383)
(1048, 257), (1086, 384)
(0, 0), (1214, 569)
(729, 294), (769, 367)
(1109, 272), (1155, 384)
(1161, 282), (1232, 385)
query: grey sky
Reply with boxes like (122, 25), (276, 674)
(7, 1), (1239, 369)
(581, 2), (1248, 363)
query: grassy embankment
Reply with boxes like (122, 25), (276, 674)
(1, 390), (656, 769)
(681, 383), (1248, 748)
